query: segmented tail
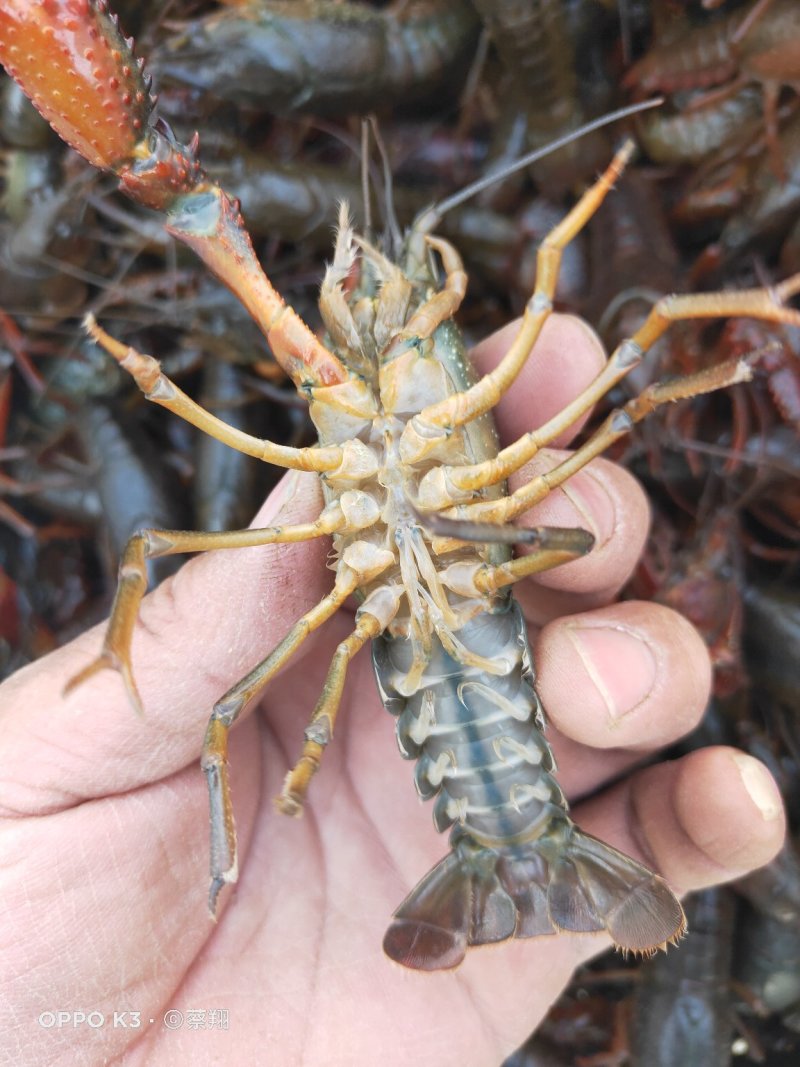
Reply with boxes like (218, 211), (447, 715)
(383, 825), (686, 971)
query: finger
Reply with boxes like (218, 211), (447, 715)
(510, 453), (650, 621)
(533, 600), (712, 798)
(470, 313), (608, 447)
(0, 471), (346, 813)
(471, 314), (650, 617)
(576, 746), (786, 894)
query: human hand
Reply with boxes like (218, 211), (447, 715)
(0, 314), (785, 1066)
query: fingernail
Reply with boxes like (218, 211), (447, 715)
(567, 623), (657, 721)
(731, 753), (783, 821)
(559, 469), (616, 548)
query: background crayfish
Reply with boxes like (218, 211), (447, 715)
(1, 0), (799, 977)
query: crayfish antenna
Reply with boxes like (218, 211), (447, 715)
(416, 98), (663, 234)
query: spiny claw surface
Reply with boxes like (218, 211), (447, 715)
(0, 0), (154, 169)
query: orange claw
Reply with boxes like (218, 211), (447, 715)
(0, 0), (153, 169)
(167, 184), (350, 388)
(0, 0), (350, 389)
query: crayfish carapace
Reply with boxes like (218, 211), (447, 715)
(2, 0), (799, 970)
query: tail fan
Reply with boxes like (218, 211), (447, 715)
(383, 826), (686, 971)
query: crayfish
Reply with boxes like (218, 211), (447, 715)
(2, 0), (799, 971)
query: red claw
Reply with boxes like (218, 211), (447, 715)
(0, 0), (350, 390)
(0, 0), (153, 169)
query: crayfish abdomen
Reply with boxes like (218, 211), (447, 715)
(374, 598), (685, 970)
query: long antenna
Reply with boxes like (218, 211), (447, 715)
(415, 98), (664, 232)
(360, 119), (372, 239)
(369, 115), (402, 252)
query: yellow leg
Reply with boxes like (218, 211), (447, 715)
(202, 567), (364, 911)
(416, 277), (800, 508)
(470, 529), (595, 594)
(276, 609), (386, 816)
(395, 236), (468, 344)
(85, 315), (345, 473)
(434, 526), (595, 585)
(452, 353), (757, 525)
(399, 142), (636, 464)
(63, 504), (352, 714)
(439, 526), (594, 595)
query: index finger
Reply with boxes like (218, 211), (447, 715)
(472, 311), (651, 613)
